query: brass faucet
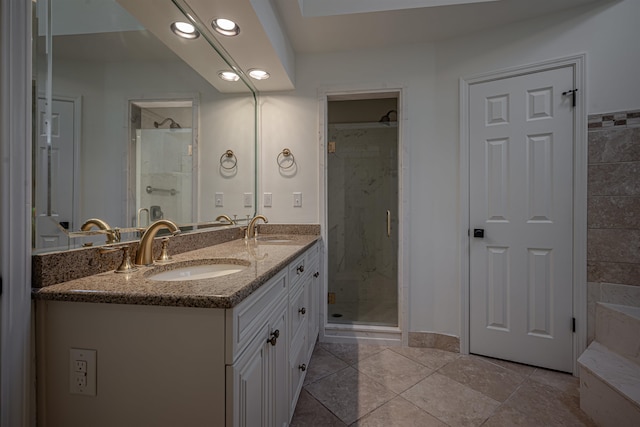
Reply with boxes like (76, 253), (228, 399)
(247, 215), (268, 239)
(81, 218), (119, 244)
(215, 214), (235, 225)
(134, 219), (181, 266)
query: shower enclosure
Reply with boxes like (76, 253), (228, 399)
(136, 127), (193, 225)
(129, 100), (197, 228)
(327, 105), (399, 327)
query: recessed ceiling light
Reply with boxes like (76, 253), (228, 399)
(248, 69), (270, 80)
(211, 18), (240, 36)
(218, 71), (240, 82)
(170, 21), (200, 39)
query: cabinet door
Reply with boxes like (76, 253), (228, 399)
(268, 302), (289, 427)
(227, 324), (268, 427)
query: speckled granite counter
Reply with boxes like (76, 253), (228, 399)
(33, 234), (320, 309)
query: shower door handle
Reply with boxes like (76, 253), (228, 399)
(386, 210), (391, 237)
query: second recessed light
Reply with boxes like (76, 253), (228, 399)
(170, 21), (200, 39)
(211, 18), (240, 36)
(248, 69), (270, 80)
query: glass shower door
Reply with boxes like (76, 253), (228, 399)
(327, 123), (398, 327)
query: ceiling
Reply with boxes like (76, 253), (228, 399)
(272, 0), (603, 54)
(51, 0), (606, 93)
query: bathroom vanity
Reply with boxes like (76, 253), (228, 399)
(34, 233), (321, 427)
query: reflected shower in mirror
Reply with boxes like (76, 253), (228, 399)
(33, 0), (256, 253)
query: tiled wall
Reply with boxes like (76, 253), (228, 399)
(587, 109), (640, 342)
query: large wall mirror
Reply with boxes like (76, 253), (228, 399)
(33, 0), (257, 253)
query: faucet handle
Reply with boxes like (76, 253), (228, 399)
(115, 245), (138, 274)
(155, 238), (173, 264)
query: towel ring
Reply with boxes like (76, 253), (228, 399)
(277, 148), (295, 169)
(220, 149), (237, 170)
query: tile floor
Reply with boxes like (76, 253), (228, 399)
(291, 343), (596, 426)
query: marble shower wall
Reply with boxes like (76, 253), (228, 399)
(587, 109), (640, 342)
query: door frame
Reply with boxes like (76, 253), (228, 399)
(1, 0), (33, 424)
(459, 54), (587, 374)
(34, 94), (82, 250)
(319, 85), (408, 346)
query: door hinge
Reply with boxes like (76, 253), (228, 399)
(328, 292), (336, 304)
(572, 317), (576, 333)
(562, 88), (578, 107)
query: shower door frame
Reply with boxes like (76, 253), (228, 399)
(319, 87), (408, 346)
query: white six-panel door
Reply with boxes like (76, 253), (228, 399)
(469, 65), (575, 372)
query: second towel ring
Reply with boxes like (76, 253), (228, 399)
(277, 148), (295, 169)
(220, 149), (237, 170)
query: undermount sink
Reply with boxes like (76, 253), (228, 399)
(146, 259), (249, 282)
(255, 236), (293, 243)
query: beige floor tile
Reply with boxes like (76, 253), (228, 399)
(319, 342), (386, 365)
(502, 378), (596, 427)
(355, 349), (434, 393)
(529, 367), (581, 398)
(438, 355), (526, 402)
(401, 372), (500, 427)
(478, 356), (537, 377)
(304, 346), (349, 386)
(305, 367), (397, 425)
(290, 389), (347, 427)
(388, 346), (460, 370)
(481, 405), (550, 427)
(352, 396), (448, 427)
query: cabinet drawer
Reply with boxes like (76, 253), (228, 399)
(289, 282), (308, 344)
(226, 270), (287, 363)
(288, 251), (307, 292)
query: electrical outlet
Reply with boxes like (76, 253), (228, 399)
(70, 348), (97, 396)
(264, 192), (272, 207)
(74, 372), (87, 388)
(243, 192), (253, 207)
(74, 360), (87, 373)
(215, 192), (224, 207)
(293, 192), (302, 207)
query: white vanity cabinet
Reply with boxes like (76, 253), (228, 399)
(225, 270), (289, 427)
(36, 240), (321, 427)
(287, 243), (320, 416)
(225, 241), (320, 427)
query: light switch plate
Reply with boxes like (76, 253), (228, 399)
(264, 192), (272, 207)
(293, 192), (302, 207)
(243, 192), (253, 207)
(215, 192), (224, 207)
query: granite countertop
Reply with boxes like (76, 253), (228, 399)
(32, 234), (320, 309)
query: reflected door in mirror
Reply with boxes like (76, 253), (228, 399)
(34, 97), (79, 251)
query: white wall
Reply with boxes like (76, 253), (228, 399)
(51, 58), (256, 230)
(260, 0), (640, 337)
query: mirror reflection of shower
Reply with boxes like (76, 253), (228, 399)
(128, 99), (197, 228)
(154, 117), (182, 129)
(378, 110), (397, 124)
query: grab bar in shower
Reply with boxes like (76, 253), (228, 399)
(145, 186), (177, 196)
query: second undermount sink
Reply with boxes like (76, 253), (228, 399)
(146, 259), (250, 282)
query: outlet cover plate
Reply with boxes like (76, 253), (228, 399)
(70, 348), (97, 396)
